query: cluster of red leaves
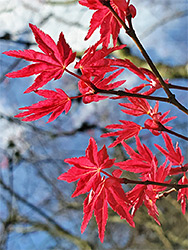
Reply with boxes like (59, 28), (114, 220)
(58, 135), (187, 241)
(78, 69), (126, 103)
(79, 0), (136, 46)
(2, 0), (187, 243)
(115, 136), (172, 225)
(3, 23), (174, 128)
(155, 133), (188, 214)
(126, 159), (171, 225)
(101, 98), (176, 146)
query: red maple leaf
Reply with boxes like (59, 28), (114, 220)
(155, 133), (188, 175)
(58, 137), (115, 197)
(111, 59), (148, 81)
(78, 69), (125, 103)
(113, 67), (169, 96)
(15, 88), (71, 122)
(115, 135), (157, 174)
(127, 160), (171, 224)
(119, 90), (151, 116)
(155, 133), (185, 166)
(139, 68), (169, 95)
(81, 174), (134, 243)
(3, 24), (76, 93)
(177, 175), (188, 214)
(75, 42), (126, 78)
(101, 120), (142, 147)
(79, 0), (136, 46)
(109, 66), (169, 96)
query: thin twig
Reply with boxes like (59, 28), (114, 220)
(121, 178), (188, 190)
(97, 88), (169, 102)
(161, 125), (188, 141)
(157, 188), (177, 198)
(168, 84), (188, 91)
(65, 69), (170, 103)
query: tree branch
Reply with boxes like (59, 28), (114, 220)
(121, 177), (188, 190)
(106, 4), (188, 115)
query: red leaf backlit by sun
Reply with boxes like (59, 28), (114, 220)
(3, 24), (76, 93)
(155, 133), (184, 166)
(144, 102), (176, 136)
(75, 42), (126, 78)
(115, 135), (157, 174)
(58, 137), (134, 242)
(81, 176), (134, 242)
(101, 120), (142, 147)
(15, 88), (71, 122)
(119, 90), (151, 116)
(127, 159), (171, 225)
(58, 137), (115, 197)
(79, 0), (136, 46)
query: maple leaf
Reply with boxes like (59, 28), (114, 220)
(79, 0), (136, 47)
(81, 175), (134, 242)
(15, 88), (71, 122)
(142, 160), (171, 224)
(115, 135), (157, 174)
(139, 68), (169, 95)
(127, 160), (171, 224)
(177, 175), (188, 214)
(155, 133), (185, 166)
(126, 184), (146, 217)
(78, 69), (125, 103)
(3, 24), (76, 93)
(75, 42), (126, 78)
(113, 67), (169, 96)
(144, 160), (171, 192)
(111, 59), (148, 81)
(119, 90), (151, 116)
(81, 178), (108, 243)
(58, 137), (115, 197)
(109, 65), (169, 96)
(144, 102), (176, 136)
(101, 120), (142, 147)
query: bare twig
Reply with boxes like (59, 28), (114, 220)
(157, 188), (177, 198)
(121, 178), (188, 190)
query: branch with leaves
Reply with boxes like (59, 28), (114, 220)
(2, 0), (188, 243)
